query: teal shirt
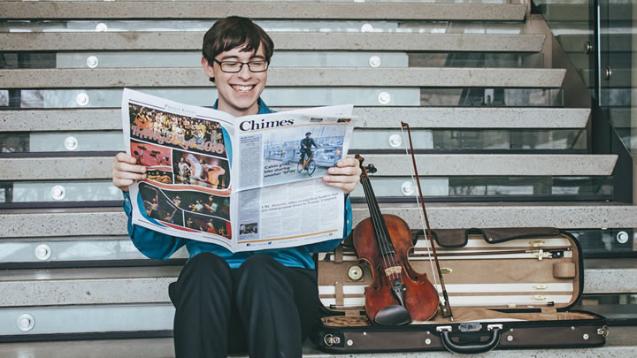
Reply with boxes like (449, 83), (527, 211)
(124, 98), (351, 269)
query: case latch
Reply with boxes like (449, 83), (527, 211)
(529, 249), (552, 260)
(458, 322), (482, 333)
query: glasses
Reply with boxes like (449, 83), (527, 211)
(213, 59), (269, 73)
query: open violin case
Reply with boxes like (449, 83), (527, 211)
(314, 227), (608, 354)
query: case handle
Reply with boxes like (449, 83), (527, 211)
(438, 325), (501, 354)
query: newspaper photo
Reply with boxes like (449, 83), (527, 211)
(122, 89), (354, 252)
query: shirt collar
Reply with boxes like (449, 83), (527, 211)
(212, 98), (272, 115)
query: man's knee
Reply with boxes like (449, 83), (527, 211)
(237, 254), (283, 290)
(179, 252), (230, 287)
(186, 252), (226, 270)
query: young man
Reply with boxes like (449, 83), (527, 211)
(112, 16), (361, 358)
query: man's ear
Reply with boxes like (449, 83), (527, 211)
(201, 57), (214, 80)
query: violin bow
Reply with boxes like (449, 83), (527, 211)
(400, 121), (454, 321)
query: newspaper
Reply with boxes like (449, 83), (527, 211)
(122, 89), (354, 252)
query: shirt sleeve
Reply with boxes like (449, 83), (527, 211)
(306, 195), (352, 253)
(123, 191), (186, 260)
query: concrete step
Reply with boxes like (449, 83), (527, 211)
(0, 68), (567, 89)
(0, 154), (617, 181)
(0, 108), (591, 132)
(0, 1), (528, 21)
(2, 203), (637, 240)
(0, 259), (635, 307)
(0, 31), (546, 52)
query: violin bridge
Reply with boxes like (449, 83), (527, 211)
(384, 266), (402, 277)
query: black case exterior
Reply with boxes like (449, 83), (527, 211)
(317, 315), (607, 354)
(315, 229), (608, 354)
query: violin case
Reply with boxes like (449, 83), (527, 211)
(314, 227), (608, 354)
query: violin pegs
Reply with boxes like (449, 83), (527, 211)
(366, 164), (377, 174)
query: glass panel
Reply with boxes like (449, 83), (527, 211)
(0, 88), (422, 109)
(348, 176), (613, 200)
(583, 294), (637, 305)
(398, 20), (524, 34)
(600, 88), (632, 107)
(0, 52), (409, 69)
(0, 20), (399, 33)
(434, 129), (587, 150)
(28, 131), (124, 152)
(0, 19), (531, 34)
(0, 133), (29, 153)
(597, 1), (636, 155)
(0, 239), (188, 263)
(409, 52), (540, 68)
(351, 129), (587, 151)
(570, 229), (636, 257)
(0, 129), (587, 153)
(2, 181), (120, 203)
(0, 51), (541, 70)
(421, 88), (563, 106)
(0, 176), (612, 206)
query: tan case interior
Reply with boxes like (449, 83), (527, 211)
(317, 229), (598, 327)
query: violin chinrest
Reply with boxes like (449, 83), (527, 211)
(374, 304), (412, 326)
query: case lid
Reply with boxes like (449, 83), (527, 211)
(317, 228), (582, 315)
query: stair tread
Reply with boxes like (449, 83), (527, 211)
(0, 31), (546, 52)
(0, 2), (528, 21)
(0, 107), (591, 132)
(0, 67), (567, 89)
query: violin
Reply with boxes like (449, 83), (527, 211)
(352, 154), (439, 325)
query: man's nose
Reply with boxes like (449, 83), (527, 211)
(237, 64), (252, 79)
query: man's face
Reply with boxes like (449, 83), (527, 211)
(201, 44), (268, 117)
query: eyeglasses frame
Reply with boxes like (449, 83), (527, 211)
(212, 59), (269, 73)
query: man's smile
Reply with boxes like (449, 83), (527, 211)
(231, 84), (256, 92)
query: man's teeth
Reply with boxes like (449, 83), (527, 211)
(232, 85), (254, 92)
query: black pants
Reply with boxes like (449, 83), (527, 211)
(169, 253), (321, 358)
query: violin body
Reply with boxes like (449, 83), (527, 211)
(353, 214), (439, 322)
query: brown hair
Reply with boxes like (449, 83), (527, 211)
(202, 16), (274, 81)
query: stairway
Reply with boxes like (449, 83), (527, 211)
(1, 0), (636, 356)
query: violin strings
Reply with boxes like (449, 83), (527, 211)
(362, 171), (399, 282)
(399, 125), (440, 291)
(366, 176), (398, 281)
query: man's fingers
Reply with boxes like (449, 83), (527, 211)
(113, 178), (135, 187)
(327, 165), (359, 176)
(116, 152), (137, 164)
(115, 171), (146, 180)
(112, 153), (144, 191)
(323, 174), (358, 184)
(115, 162), (147, 174)
(336, 156), (358, 167)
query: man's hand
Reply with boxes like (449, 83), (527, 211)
(112, 152), (146, 192)
(322, 155), (361, 194)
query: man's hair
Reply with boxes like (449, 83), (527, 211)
(202, 16), (274, 67)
